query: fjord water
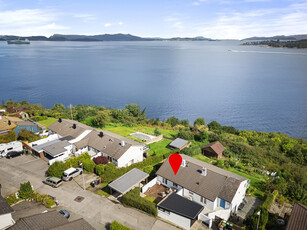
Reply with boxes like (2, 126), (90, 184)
(0, 41), (306, 139)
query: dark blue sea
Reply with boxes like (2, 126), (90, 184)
(0, 41), (306, 139)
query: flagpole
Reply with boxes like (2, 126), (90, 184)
(70, 104), (73, 120)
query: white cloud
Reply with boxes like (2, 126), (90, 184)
(104, 23), (111, 27)
(0, 9), (68, 36)
(74, 14), (96, 22)
(118, 21), (123, 25)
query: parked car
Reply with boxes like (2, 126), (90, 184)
(59, 209), (70, 219)
(6, 151), (23, 159)
(62, 167), (83, 181)
(43, 177), (63, 188)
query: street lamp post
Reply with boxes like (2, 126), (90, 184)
(79, 162), (85, 190)
(256, 210), (261, 230)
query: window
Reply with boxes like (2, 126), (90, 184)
(7, 147), (13, 151)
(162, 178), (168, 184)
(173, 183), (178, 187)
(189, 191), (194, 195)
(201, 196), (206, 204)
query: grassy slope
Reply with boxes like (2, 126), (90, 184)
(37, 117), (57, 128)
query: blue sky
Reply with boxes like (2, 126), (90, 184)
(0, 0), (306, 39)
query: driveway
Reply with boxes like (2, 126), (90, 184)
(0, 155), (180, 230)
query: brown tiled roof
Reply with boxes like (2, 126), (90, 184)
(202, 141), (225, 155)
(0, 116), (22, 131)
(50, 218), (95, 230)
(0, 194), (14, 215)
(156, 154), (246, 202)
(286, 203), (307, 230)
(48, 119), (94, 138)
(75, 129), (144, 160)
(9, 211), (68, 230)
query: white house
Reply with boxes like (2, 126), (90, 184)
(48, 119), (144, 167)
(155, 154), (249, 229)
(0, 194), (15, 229)
(0, 141), (23, 158)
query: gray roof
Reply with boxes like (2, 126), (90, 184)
(108, 168), (149, 194)
(169, 138), (188, 149)
(156, 154), (247, 202)
(9, 211), (68, 230)
(0, 194), (14, 215)
(75, 129), (144, 160)
(32, 139), (61, 153)
(158, 193), (204, 219)
(49, 219), (95, 230)
(48, 119), (93, 138)
(286, 203), (307, 230)
(42, 141), (70, 157)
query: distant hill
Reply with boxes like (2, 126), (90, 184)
(0, 33), (215, 42)
(242, 34), (307, 41)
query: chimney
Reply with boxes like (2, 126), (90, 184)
(72, 124), (76, 129)
(8, 120), (11, 126)
(58, 118), (62, 123)
(201, 167), (207, 176)
(181, 159), (186, 167)
(99, 131), (104, 137)
(121, 141), (125, 147)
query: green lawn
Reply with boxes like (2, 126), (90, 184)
(147, 139), (172, 156)
(94, 183), (111, 198)
(37, 117), (57, 128)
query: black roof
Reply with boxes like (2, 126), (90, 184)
(157, 193), (204, 219)
(59, 136), (74, 141)
(0, 194), (14, 215)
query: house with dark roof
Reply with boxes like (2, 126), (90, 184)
(48, 119), (144, 168)
(286, 202), (307, 230)
(169, 138), (191, 150)
(155, 154), (249, 229)
(202, 141), (225, 159)
(0, 193), (15, 229)
(8, 210), (95, 230)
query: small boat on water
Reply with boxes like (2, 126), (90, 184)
(7, 39), (30, 45)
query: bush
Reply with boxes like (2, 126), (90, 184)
(262, 190), (278, 209)
(194, 117), (206, 127)
(5, 193), (21, 205)
(180, 146), (201, 157)
(64, 152), (91, 168)
(154, 128), (161, 136)
(95, 164), (106, 176)
(0, 131), (16, 143)
(177, 129), (194, 140)
(110, 221), (133, 230)
(249, 206), (269, 230)
(122, 188), (157, 216)
(17, 129), (40, 142)
(93, 156), (108, 165)
(82, 159), (96, 173)
(47, 161), (66, 178)
(19, 181), (34, 199)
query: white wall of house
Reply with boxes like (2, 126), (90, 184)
(207, 207), (231, 221)
(48, 152), (70, 165)
(158, 208), (191, 230)
(0, 213), (15, 230)
(230, 180), (249, 213)
(29, 134), (60, 147)
(75, 146), (89, 156)
(117, 145), (143, 168)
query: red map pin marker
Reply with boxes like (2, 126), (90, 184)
(169, 153), (182, 175)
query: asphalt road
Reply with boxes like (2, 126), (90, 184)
(0, 155), (180, 230)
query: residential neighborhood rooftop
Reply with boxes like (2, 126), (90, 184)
(202, 141), (225, 155)
(32, 139), (62, 153)
(158, 193), (204, 220)
(156, 154), (247, 202)
(42, 140), (70, 157)
(0, 194), (14, 215)
(108, 168), (149, 194)
(286, 202), (307, 230)
(169, 138), (188, 149)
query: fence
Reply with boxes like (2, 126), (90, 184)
(141, 177), (157, 193)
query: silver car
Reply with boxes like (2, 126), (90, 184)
(62, 167), (83, 181)
(43, 177), (63, 188)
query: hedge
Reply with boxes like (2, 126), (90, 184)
(110, 221), (133, 230)
(262, 190), (278, 210)
(82, 159), (96, 173)
(95, 164), (106, 176)
(64, 152), (91, 168)
(122, 188), (157, 216)
(47, 161), (66, 178)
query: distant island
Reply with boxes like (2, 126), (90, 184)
(0, 33), (216, 42)
(242, 39), (307, 49)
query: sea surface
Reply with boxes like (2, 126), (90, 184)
(0, 41), (306, 139)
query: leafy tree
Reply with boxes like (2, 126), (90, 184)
(181, 146), (201, 156)
(208, 121), (222, 131)
(47, 161), (66, 178)
(19, 181), (34, 199)
(194, 117), (206, 127)
(249, 206), (269, 230)
(154, 128), (161, 136)
(82, 159), (96, 173)
(167, 116), (180, 127)
(93, 156), (109, 165)
(178, 129), (194, 140)
(180, 119), (190, 127)
(17, 129), (40, 142)
(195, 130), (208, 142)
(92, 110), (111, 127)
(125, 104), (142, 117)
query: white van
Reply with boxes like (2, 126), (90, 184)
(62, 167), (83, 181)
(0, 141), (23, 158)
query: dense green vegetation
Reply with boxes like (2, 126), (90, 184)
(242, 39), (307, 48)
(1, 100), (306, 205)
(110, 221), (133, 230)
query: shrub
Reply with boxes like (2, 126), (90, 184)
(82, 159), (96, 173)
(177, 129), (194, 140)
(110, 221), (133, 230)
(17, 129), (40, 142)
(0, 131), (16, 143)
(5, 193), (21, 205)
(122, 188), (157, 216)
(64, 152), (91, 168)
(194, 117), (206, 127)
(47, 161), (66, 178)
(154, 128), (161, 136)
(95, 164), (106, 176)
(249, 206), (269, 230)
(180, 145), (201, 157)
(19, 181), (34, 199)
(93, 156), (108, 165)
(262, 190), (278, 209)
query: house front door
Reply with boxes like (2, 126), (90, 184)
(220, 199), (226, 208)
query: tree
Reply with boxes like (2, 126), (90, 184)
(19, 181), (34, 199)
(195, 130), (208, 142)
(92, 110), (111, 128)
(125, 104), (141, 117)
(17, 129), (40, 142)
(208, 121), (221, 131)
(93, 156), (108, 165)
(178, 129), (194, 140)
(47, 161), (66, 178)
(249, 206), (268, 230)
(154, 128), (161, 136)
(194, 118), (206, 127)
(167, 116), (180, 127)
(180, 119), (190, 127)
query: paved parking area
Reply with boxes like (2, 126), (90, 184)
(0, 155), (180, 230)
